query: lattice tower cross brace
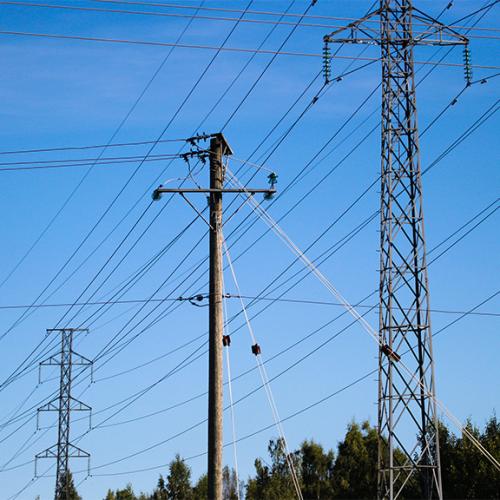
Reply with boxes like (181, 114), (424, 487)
(323, 2), (468, 499)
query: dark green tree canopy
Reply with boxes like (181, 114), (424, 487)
(166, 454), (193, 500)
(56, 471), (81, 500)
(95, 415), (499, 500)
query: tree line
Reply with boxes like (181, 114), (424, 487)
(59, 415), (499, 499)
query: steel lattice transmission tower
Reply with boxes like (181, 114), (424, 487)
(36, 328), (92, 500)
(323, 2), (469, 498)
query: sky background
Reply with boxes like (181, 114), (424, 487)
(0, 0), (498, 498)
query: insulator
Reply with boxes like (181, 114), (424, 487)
(322, 39), (331, 85)
(264, 172), (278, 200)
(251, 343), (261, 356)
(463, 45), (473, 86)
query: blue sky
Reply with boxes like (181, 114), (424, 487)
(0, 1), (498, 498)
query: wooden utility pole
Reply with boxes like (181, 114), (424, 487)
(151, 132), (274, 500)
(207, 134), (226, 500)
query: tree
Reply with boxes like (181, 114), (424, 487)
(246, 438), (300, 500)
(56, 471), (81, 500)
(440, 416), (500, 499)
(299, 439), (335, 499)
(151, 475), (168, 500)
(331, 420), (378, 499)
(166, 454), (192, 499)
(192, 473), (207, 500)
(479, 414), (500, 498)
(103, 484), (136, 500)
(222, 466), (241, 500)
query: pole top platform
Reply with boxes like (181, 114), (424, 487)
(212, 132), (233, 156)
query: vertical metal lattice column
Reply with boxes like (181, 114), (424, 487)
(377, 1), (441, 498)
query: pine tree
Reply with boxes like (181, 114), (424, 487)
(166, 454), (192, 499)
(192, 473), (207, 500)
(105, 484), (136, 500)
(56, 471), (81, 500)
(152, 475), (168, 500)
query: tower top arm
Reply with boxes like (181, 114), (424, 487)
(323, 6), (468, 47)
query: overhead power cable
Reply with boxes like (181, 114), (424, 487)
(1, 163), (496, 476)
(0, 153), (199, 172)
(1, 0), (496, 466)
(3, 190), (493, 441)
(0, 0), (255, 391)
(3, 30), (500, 70)
(91, 0), (500, 33)
(227, 171), (500, 470)
(0, 45), (488, 416)
(0, 137), (186, 156)
(0, 297), (496, 317)
(0, 0), (206, 293)
(67, 66), (496, 400)
(89, 287), (500, 479)
(62, 287), (500, 478)
(0, 0), (311, 402)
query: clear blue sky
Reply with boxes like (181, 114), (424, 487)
(0, 1), (498, 498)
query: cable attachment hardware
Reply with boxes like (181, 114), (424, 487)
(222, 335), (231, 347)
(181, 147), (209, 164)
(381, 344), (401, 362)
(264, 172), (278, 201)
(251, 343), (261, 356)
(186, 132), (212, 146)
(463, 45), (472, 86)
(322, 36), (332, 85)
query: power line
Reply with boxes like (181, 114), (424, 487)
(1, 4), (498, 496)
(74, 62), (496, 402)
(1, 127), (496, 481)
(0, 296), (497, 317)
(67, 285), (500, 476)
(91, 0), (500, 34)
(0, 137), (186, 156)
(0, 2), (205, 295)
(2, 30), (499, 70)
(0, 32), (488, 414)
(0, 0), (257, 393)
(0, 0), (492, 442)
(4, 187), (494, 438)
(9, 0), (497, 40)
(0, 154), (198, 172)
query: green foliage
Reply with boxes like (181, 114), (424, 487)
(56, 471), (81, 500)
(330, 420), (378, 499)
(99, 415), (500, 500)
(299, 439), (335, 499)
(246, 438), (300, 500)
(151, 475), (168, 500)
(192, 473), (207, 500)
(103, 484), (136, 500)
(440, 415), (500, 499)
(166, 454), (193, 499)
